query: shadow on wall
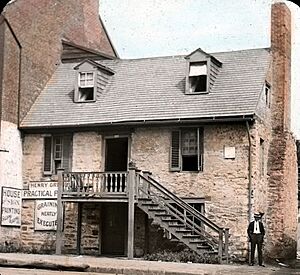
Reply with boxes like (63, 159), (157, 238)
(265, 234), (297, 264)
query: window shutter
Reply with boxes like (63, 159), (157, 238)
(197, 128), (204, 171)
(43, 136), (52, 175)
(170, 131), (181, 171)
(62, 135), (72, 172)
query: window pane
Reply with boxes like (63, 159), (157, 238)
(182, 130), (197, 155)
(79, 73), (85, 80)
(189, 63), (207, 76)
(54, 137), (62, 159)
(86, 79), (94, 86)
(86, 73), (93, 80)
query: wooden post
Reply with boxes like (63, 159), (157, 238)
(76, 202), (82, 255)
(224, 228), (229, 264)
(127, 162), (136, 259)
(56, 168), (64, 255)
(218, 228), (223, 264)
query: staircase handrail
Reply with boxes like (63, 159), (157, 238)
(139, 173), (223, 233)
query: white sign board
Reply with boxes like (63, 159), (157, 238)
(224, 146), (236, 159)
(35, 200), (57, 230)
(23, 181), (58, 199)
(1, 187), (22, 226)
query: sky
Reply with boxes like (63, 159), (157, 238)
(99, 0), (300, 138)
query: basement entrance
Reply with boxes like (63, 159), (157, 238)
(101, 203), (128, 255)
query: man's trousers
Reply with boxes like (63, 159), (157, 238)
(250, 233), (264, 265)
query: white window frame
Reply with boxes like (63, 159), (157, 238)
(75, 70), (96, 102)
(78, 72), (95, 88)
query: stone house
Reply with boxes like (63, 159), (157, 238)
(0, 0), (297, 263)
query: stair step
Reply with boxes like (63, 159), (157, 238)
(161, 218), (179, 226)
(148, 208), (165, 211)
(155, 213), (172, 217)
(168, 224), (185, 228)
(182, 234), (201, 239)
(189, 239), (207, 244)
(138, 198), (152, 202)
(175, 229), (193, 234)
(170, 239), (179, 243)
(141, 203), (159, 207)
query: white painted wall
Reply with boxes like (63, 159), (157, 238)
(0, 120), (23, 195)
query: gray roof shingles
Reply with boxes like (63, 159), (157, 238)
(21, 48), (271, 128)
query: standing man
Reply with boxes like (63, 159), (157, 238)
(247, 212), (265, 266)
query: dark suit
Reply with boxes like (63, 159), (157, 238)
(247, 220), (265, 265)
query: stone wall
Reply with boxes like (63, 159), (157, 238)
(72, 132), (102, 172)
(21, 132), (104, 253)
(131, 124), (252, 260)
(20, 117), (294, 260)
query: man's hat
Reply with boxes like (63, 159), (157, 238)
(254, 211), (264, 218)
(254, 212), (261, 218)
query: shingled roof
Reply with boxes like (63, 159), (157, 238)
(20, 48), (271, 129)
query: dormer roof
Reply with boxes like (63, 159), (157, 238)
(74, 59), (115, 75)
(185, 48), (222, 67)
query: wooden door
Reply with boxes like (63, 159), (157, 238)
(101, 203), (127, 255)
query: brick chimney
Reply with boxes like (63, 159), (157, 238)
(266, 2), (297, 261)
(271, 2), (291, 132)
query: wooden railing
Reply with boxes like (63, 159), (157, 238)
(58, 168), (229, 262)
(62, 171), (128, 196)
(136, 171), (229, 263)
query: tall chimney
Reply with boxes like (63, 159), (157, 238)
(266, 2), (297, 261)
(271, 2), (291, 132)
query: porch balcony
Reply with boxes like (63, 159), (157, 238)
(61, 171), (129, 201)
(55, 167), (229, 263)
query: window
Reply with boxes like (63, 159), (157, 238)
(188, 62), (207, 93)
(43, 135), (72, 175)
(170, 128), (203, 172)
(265, 83), (271, 107)
(259, 138), (265, 177)
(77, 72), (95, 102)
(170, 201), (205, 227)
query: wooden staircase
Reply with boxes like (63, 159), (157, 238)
(136, 172), (229, 263)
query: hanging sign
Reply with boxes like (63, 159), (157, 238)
(1, 187), (22, 226)
(34, 200), (57, 230)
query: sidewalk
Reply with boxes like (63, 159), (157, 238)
(0, 253), (299, 275)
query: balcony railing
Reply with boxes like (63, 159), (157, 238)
(62, 171), (128, 197)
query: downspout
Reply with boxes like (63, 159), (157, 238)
(246, 121), (252, 222)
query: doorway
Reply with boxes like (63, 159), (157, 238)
(105, 137), (128, 172)
(101, 203), (128, 255)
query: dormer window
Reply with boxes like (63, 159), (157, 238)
(189, 62), (207, 93)
(185, 48), (221, 95)
(74, 59), (115, 103)
(78, 72), (95, 101)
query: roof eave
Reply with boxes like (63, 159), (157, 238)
(20, 114), (255, 131)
